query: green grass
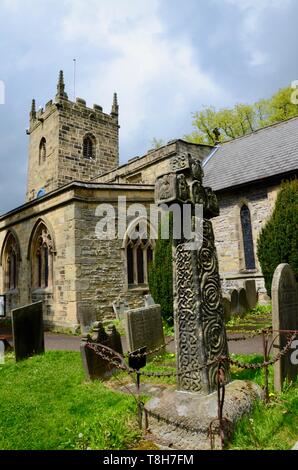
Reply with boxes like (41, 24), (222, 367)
(230, 383), (298, 450)
(1, 349), (297, 450)
(0, 351), (140, 450)
(228, 353), (298, 450)
(226, 304), (272, 332)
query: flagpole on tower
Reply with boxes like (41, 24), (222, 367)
(73, 58), (77, 101)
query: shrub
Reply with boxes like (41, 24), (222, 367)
(148, 214), (173, 325)
(257, 178), (298, 296)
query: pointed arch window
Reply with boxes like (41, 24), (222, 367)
(125, 221), (154, 286)
(83, 134), (95, 160)
(240, 204), (256, 270)
(1, 232), (19, 291)
(31, 223), (54, 289)
(39, 138), (46, 164)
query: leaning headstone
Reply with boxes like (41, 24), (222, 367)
(238, 288), (249, 316)
(230, 289), (239, 315)
(12, 302), (44, 362)
(124, 304), (164, 353)
(244, 280), (257, 310)
(272, 264), (298, 392)
(80, 322), (124, 381)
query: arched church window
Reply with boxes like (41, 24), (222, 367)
(39, 138), (46, 164)
(125, 222), (154, 286)
(240, 204), (256, 270)
(83, 134), (95, 159)
(31, 223), (54, 289)
(1, 232), (19, 291)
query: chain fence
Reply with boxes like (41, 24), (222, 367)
(85, 327), (298, 450)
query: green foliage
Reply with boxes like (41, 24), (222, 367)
(0, 351), (140, 450)
(162, 319), (175, 337)
(150, 137), (166, 149)
(226, 304), (272, 331)
(186, 86), (298, 145)
(257, 179), (298, 296)
(148, 214), (173, 325)
(249, 304), (272, 315)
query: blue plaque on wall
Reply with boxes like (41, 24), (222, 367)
(37, 188), (46, 199)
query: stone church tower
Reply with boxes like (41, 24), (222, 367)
(26, 71), (119, 201)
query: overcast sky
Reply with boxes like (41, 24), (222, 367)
(0, 0), (297, 214)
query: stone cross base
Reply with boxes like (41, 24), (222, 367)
(144, 380), (263, 450)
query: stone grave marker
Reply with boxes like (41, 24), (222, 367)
(238, 288), (249, 316)
(230, 289), (239, 315)
(244, 279), (257, 310)
(272, 264), (298, 392)
(12, 301), (44, 362)
(124, 304), (164, 353)
(222, 296), (231, 322)
(80, 322), (124, 381)
(143, 152), (262, 450)
(154, 152), (229, 392)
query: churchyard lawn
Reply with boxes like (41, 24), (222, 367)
(0, 350), (297, 450)
(0, 351), (140, 450)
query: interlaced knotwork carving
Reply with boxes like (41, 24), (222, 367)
(155, 152), (230, 393)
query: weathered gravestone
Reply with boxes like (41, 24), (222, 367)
(12, 301), (44, 361)
(272, 264), (298, 392)
(80, 321), (124, 381)
(124, 304), (165, 353)
(244, 279), (257, 310)
(238, 288), (249, 317)
(144, 153), (262, 450)
(230, 289), (239, 315)
(222, 296), (232, 322)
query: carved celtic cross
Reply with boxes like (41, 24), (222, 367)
(155, 153), (229, 394)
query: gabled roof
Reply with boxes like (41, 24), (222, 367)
(203, 117), (298, 191)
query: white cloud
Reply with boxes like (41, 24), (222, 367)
(216, 0), (292, 69)
(60, 0), (225, 158)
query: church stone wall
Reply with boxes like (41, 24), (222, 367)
(57, 99), (119, 188)
(0, 184), (155, 330)
(0, 193), (78, 329)
(26, 79), (119, 202)
(212, 183), (279, 291)
(73, 188), (154, 326)
(95, 140), (212, 185)
(26, 106), (59, 201)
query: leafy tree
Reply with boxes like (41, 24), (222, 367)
(257, 179), (298, 296)
(148, 213), (173, 325)
(186, 86), (298, 145)
(151, 138), (166, 149)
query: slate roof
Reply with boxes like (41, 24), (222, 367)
(203, 117), (298, 191)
